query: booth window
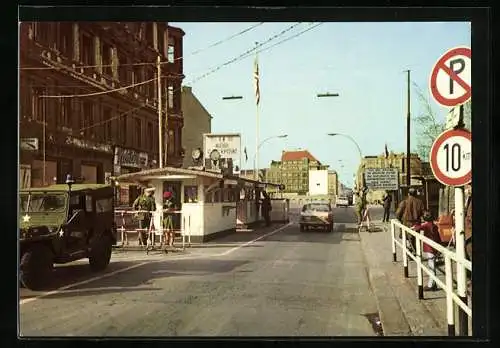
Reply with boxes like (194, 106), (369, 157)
(184, 186), (198, 203)
(204, 186), (213, 203)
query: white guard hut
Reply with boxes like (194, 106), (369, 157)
(114, 166), (241, 243)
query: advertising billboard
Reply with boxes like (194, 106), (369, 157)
(203, 133), (241, 174)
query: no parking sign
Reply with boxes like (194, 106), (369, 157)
(429, 46), (471, 108)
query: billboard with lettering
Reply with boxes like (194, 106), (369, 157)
(203, 133), (241, 173)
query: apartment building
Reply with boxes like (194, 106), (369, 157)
(19, 22), (185, 204)
(181, 86), (212, 168)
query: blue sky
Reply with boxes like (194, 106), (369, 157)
(171, 22), (470, 187)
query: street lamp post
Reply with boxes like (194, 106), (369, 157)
(253, 134), (288, 181)
(327, 133), (364, 189)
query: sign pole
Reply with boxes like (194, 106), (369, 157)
(454, 184), (468, 336)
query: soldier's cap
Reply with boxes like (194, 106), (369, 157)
(145, 187), (155, 193)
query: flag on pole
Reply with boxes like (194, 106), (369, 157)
(384, 143), (389, 159)
(254, 56), (260, 105)
(244, 147), (248, 162)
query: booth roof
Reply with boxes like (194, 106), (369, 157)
(113, 166), (225, 183)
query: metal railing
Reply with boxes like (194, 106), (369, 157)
(390, 219), (472, 336)
(114, 209), (191, 250)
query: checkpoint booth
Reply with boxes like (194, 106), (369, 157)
(113, 166), (243, 244)
(235, 178), (289, 229)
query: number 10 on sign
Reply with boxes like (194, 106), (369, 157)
(430, 128), (471, 187)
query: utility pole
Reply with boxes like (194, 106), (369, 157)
(164, 24), (169, 167)
(157, 50), (163, 168)
(406, 70), (411, 190)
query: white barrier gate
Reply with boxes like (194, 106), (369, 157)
(390, 219), (472, 336)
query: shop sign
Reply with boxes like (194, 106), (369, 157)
(20, 138), (39, 151)
(114, 147), (148, 168)
(65, 136), (113, 154)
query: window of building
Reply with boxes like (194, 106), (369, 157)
(57, 22), (73, 58)
(101, 41), (112, 76)
(120, 115), (127, 144)
(158, 27), (164, 55)
(135, 118), (142, 148)
(133, 65), (143, 94)
(32, 87), (46, 122)
(117, 51), (128, 85)
(103, 106), (112, 140)
(81, 33), (93, 66)
(147, 122), (154, 150)
(59, 96), (71, 128)
(167, 85), (174, 109)
(167, 39), (175, 63)
(82, 101), (94, 137)
(145, 23), (154, 47)
(34, 22), (49, 44)
(168, 129), (174, 154)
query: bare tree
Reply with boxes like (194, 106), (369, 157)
(412, 82), (445, 161)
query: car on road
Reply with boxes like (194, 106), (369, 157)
(336, 195), (349, 207)
(299, 202), (333, 232)
(19, 182), (117, 290)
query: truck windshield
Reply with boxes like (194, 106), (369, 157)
(20, 193), (67, 213)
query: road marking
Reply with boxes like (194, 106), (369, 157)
(19, 223), (292, 305)
(215, 222), (293, 257)
(19, 261), (158, 306)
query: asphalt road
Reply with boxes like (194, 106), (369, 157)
(20, 206), (382, 337)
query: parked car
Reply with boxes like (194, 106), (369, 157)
(336, 195), (349, 207)
(19, 182), (117, 290)
(299, 202), (333, 232)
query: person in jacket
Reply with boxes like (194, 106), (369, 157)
(396, 187), (425, 251)
(163, 191), (175, 248)
(382, 191), (393, 222)
(354, 187), (368, 226)
(132, 187), (156, 246)
(413, 211), (442, 291)
(261, 191), (272, 226)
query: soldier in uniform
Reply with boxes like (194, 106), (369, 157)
(132, 187), (156, 246)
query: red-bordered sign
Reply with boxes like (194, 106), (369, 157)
(429, 47), (471, 107)
(430, 128), (471, 186)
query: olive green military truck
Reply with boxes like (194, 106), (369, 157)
(19, 183), (117, 290)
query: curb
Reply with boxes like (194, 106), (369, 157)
(359, 227), (413, 336)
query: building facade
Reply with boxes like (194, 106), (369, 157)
(308, 169), (329, 196)
(19, 22), (185, 204)
(280, 150), (321, 195)
(181, 86), (212, 168)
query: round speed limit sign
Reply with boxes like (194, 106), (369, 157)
(430, 128), (471, 186)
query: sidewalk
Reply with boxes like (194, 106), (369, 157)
(358, 212), (472, 336)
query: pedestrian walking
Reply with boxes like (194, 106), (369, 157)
(382, 191), (392, 222)
(396, 187), (425, 252)
(261, 191), (272, 226)
(355, 186), (368, 226)
(132, 186), (156, 246)
(413, 211), (442, 291)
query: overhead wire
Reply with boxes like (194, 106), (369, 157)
(20, 22), (265, 71)
(39, 22), (303, 99)
(70, 22), (321, 133)
(77, 23), (304, 132)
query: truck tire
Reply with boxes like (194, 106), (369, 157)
(300, 224), (305, 232)
(20, 245), (53, 290)
(89, 234), (112, 272)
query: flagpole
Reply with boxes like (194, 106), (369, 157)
(254, 42), (260, 181)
